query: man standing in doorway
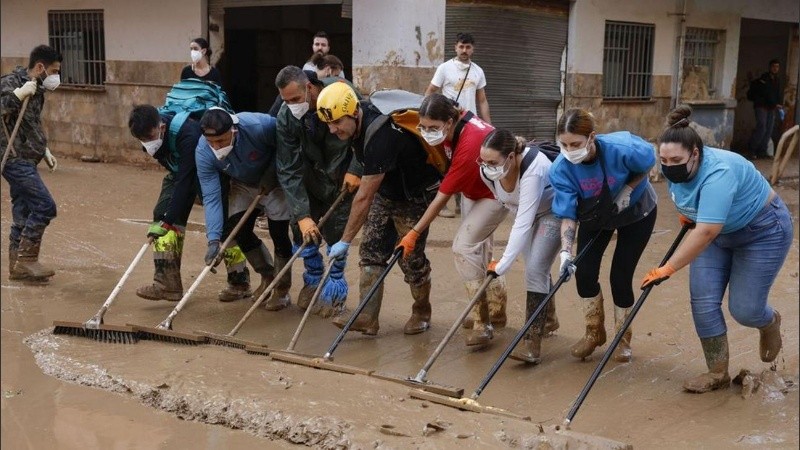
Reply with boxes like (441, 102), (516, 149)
(302, 31), (346, 79)
(748, 58), (783, 160)
(425, 32), (491, 217)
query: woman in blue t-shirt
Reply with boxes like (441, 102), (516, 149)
(550, 109), (658, 364)
(641, 105), (792, 394)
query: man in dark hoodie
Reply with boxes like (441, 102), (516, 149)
(748, 59), (783, 160)
(1, 45), (62, 283)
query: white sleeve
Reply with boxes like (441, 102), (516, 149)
(476, 66), (487, 90)
(430, 63), (445, 88)
(495, 159), (547, 275)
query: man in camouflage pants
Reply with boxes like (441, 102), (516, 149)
(1, 45), (62, 283)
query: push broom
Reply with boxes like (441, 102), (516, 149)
(52, 238), (153, 343)
(128, 190), (265, 345)
(198, 188), (349, 349)
(562, 223), (690, 429)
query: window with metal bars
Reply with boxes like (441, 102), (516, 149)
(602, 21), (655, 100)
(48, 10), (106, 87)
(683, 27), (723, 97)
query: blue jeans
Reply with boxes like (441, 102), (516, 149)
(748, 107), (776, 157)
(2, 160), (57, 246)
(689, 195), (792, 338)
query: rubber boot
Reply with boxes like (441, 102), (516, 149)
(612, 306), (633, 363)
(8, 242), (48, 283)
(462, 275), (509, 329)
(759, 310), (782, 363)
(465, 280), (493, 347)
(137, 230), (184, 301)
(219, 245), (251, 302)
(404, 279), (432, 335)
(544, 296), (559, 335)
(510, 292), (547, 364)
(683, 334), (731, 393)
(12, 237), (55, 279)
(245, 242), (275, 303)
(332, 265), (383, 335)
(570, 291), (606, 359)
(296, 244), (323, 310)
(264, 255), (292, 311)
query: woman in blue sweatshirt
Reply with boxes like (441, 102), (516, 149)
(550, 109), (657, 363)
(641, 105), (791, 393)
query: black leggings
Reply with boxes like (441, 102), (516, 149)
(575, 206), (657, 308)
(223, 210), (293, 258)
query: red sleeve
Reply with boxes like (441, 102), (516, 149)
(439, 121), (495, 200)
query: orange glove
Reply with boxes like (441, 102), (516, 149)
(397, 229), (420, 259)
(679, 214), (696, 229)
(487, 260), (499, 277)
(298, 217), (322, 245)
(640, 262), (677, 290)
(343, 173), (361, 193)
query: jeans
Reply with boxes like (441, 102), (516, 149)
(2, 160), (57, 246)
(748, 107), (776, 157)
(690, 196), (793, 338)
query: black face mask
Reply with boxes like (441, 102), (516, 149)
(661, 154), (696, 183)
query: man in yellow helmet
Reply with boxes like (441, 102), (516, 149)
(318, 82), (443, 336)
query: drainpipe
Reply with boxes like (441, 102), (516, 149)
(673, 0), (688, 108)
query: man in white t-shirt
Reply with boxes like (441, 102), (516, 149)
(425, 32), (491, 123)
(302, 31), (346, 79)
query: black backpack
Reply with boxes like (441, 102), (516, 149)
(520, 140), (560, 175)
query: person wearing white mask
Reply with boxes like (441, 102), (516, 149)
(196, 108), (292, 306)
(1, 45), (61, 283)
(549, 108), (657, 364)
(181, 38), (222, 85)
(479, 129), (562, 364)
(272, 66), (363, 316)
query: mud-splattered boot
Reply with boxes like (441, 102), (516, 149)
(404, 279), (432, 335)
(137, 230), (184, 301)
(8, 242), (48, 283)
(465, 280), (493, 347)
(218, 245), (252, 302)
(759, 310), (782, 363)
(245, 242), (275, 303)
(570, 292), (606, 360)
(12, 237), (55, 280)
(683, 334), (731, 393)
(510, 292), (547, 364)
(612, 306), (633, 363)
(296, 244), (323, 310)
(544, 295), (559, 335)
(264, 255), (292, 311)
(332, 265), (383, 335)
(486, 275), (508, 329)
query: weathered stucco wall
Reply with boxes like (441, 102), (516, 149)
(351, 0), (444, 94)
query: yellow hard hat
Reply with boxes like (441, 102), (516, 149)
(316, 81), (359, 123)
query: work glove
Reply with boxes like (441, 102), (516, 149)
(487, 260), (499, 277)
(205, 239), (221, 266)
(147, 221), (179, 239)
(328, 240), (350, 261)
(298, 217), (322, 245)
(678, 214), (696, 229)
(397, 229), (420, 259)
(13, 81), (37, 101)
(559, 250), (576, 282)
(613, 184), (633, 213)
(640, 262), (677, 290)
(342, 173), (361, 194)
(44, 147), (57, 172)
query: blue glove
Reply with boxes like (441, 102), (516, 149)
(328, 241), (350, 261)
(205, 240), (221, 266)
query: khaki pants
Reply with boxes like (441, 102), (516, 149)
(451, 197), (508, 281)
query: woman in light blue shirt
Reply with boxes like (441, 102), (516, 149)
(641, 105), (792, 394)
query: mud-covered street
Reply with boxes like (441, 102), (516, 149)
(2, 158), (798, 449)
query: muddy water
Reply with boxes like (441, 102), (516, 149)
(2, 158), (798, 448)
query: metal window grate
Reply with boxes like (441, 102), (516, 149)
(684, 27), (722, 95)
(602, 21), (654, 100)
(48, 10), (106, 87)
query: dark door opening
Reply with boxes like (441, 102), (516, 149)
(222, 4), (352, 113)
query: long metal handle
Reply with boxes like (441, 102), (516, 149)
(323, 248), (402, 360)
(286, 259), (336, 351)
(85, 238), (153, 329)
(228, 188), (349, 336)
(470, 231), (603, 400)
(157, 192), (264, 330)
(563, 224), (691, 428)
(1, 97), (29, 173)
(412, 275), (495, 383)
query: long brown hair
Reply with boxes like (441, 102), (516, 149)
(556, 108), (595, 137)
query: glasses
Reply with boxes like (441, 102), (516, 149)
(416, 124), (445, 134)
(475, 156), (507, 170)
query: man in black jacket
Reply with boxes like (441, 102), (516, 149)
(748, 59), (783, 160)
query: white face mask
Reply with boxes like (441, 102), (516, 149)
(211, 131), (236, 160)
(140, 127), (164, 156)
(482, 157), (511, 181)
(288, 101), (310, 120)
(191, 50), (203, 63)
(559, 142), (591, 164)
(454, 60), (471, 71)
(42, 73), (60, 91)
